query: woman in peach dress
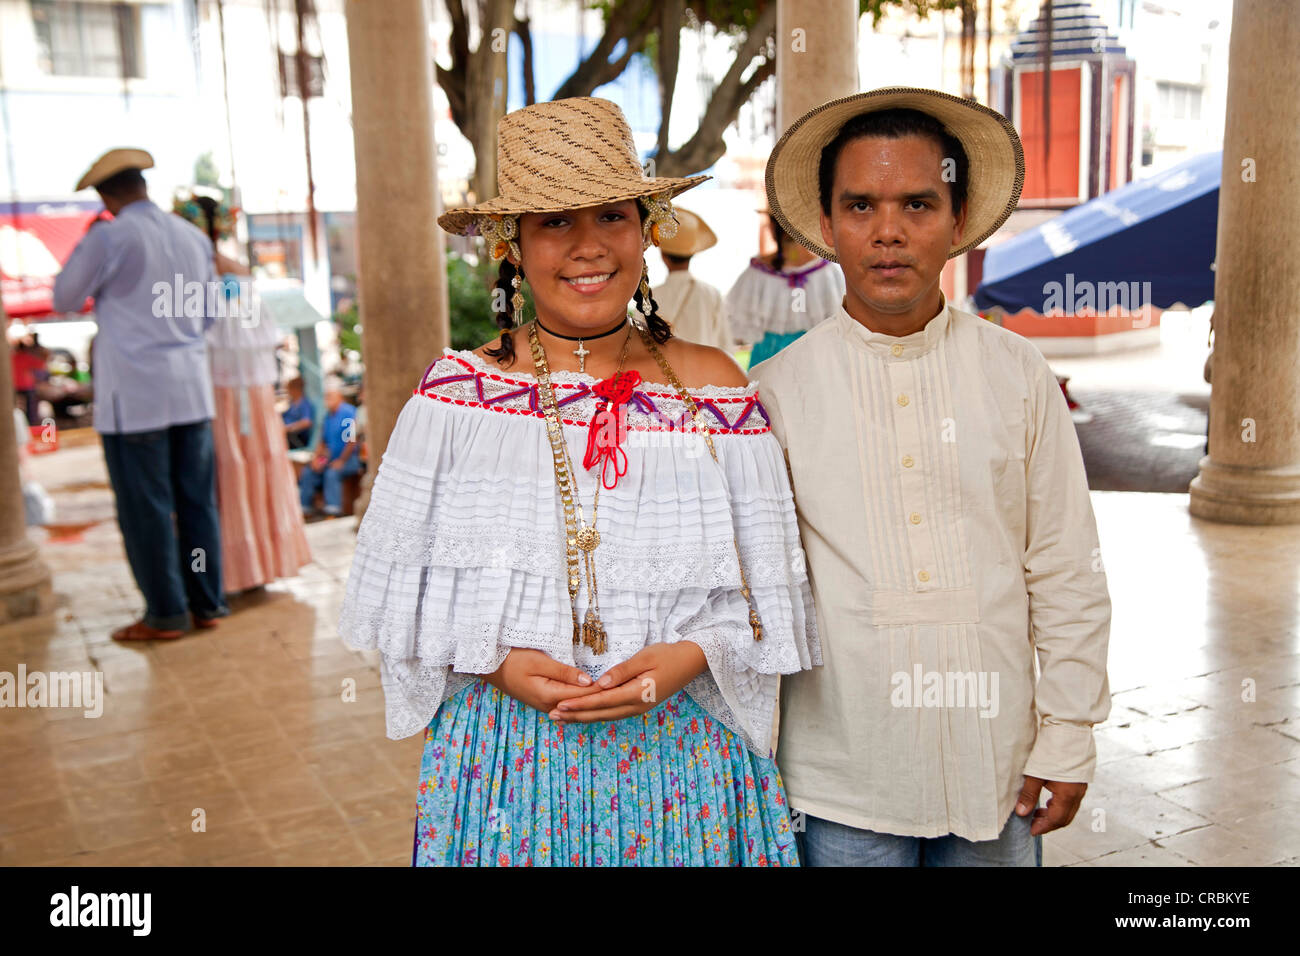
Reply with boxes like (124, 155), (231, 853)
(182, 193), (312, 591)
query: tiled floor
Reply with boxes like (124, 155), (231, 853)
(1, 435), (1297, 866)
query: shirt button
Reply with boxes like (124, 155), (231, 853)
(891, 344), (904, 357)
(901, 455), (914, 468)
(917, 570), (930, 583)
(897, 393), (910, 407)
(910, 512), (922, 525)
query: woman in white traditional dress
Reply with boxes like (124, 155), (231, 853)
(340, 98), (819, 867)
(726, 212), (845, 366)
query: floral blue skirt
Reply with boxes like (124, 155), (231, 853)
(413, 681), (799, 866)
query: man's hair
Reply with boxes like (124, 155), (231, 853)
(662, 251), (691, 266)
(817, 108), (968, 217)
(94, 167), (147, 200)
(287, 376), (304, 392)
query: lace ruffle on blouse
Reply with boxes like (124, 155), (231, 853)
(339, 348), (821, 755)
(724, 258), (845, 342)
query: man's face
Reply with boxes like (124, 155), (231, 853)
(325, 390), (342, 414)
(820, 134), (966, 320)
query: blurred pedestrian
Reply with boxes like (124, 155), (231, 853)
(52, 148), (228, 640)
(652, 207), (732, 351)
(176, 191), (312, 592)
(726, 212), (844, 365)
(282, 376), (315, 450)
(299, 380), (359, 517)
(10, 333), (47, 426)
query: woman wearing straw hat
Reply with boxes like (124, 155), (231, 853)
(340, 97), (819, 866)
(652, 206), (733, 352)
(751, 88), (1110, 866)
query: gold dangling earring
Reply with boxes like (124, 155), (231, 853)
(638, 261), (653, 326)
(511, 269), (525, 327)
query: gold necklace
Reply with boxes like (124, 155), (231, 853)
(529, 320), (631, 654)
(637, 328), (764, 643)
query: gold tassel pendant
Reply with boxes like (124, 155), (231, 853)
(749, 608), (764, 642)
(582, 608), (608, 655)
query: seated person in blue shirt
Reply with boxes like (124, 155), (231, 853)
(282, 376), (315, 450)
(299, 381), (360, 517)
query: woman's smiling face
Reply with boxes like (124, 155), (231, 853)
(517, 200), (644, 333)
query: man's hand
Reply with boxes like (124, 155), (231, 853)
(483, 648), (602, 713)
(550, 642), (707, 724)
(329, 458), (345, 471)
(1016, 776), (1088, 836)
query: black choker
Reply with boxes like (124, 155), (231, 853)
(534, 317), (627, 342)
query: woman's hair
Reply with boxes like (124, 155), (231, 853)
(768, 213), (787, 272)
(193, 195), (221, 247)
(483, 200), (673, 368)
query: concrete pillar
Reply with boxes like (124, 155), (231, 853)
(1189, 0), (1300, 525)
(776, 0), (859, 134)
(344, 0), (448, 512)
(0, 306), (53, 624)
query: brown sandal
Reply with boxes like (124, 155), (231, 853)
(112, 620), (184, 641)
(192, 617), (220, 630)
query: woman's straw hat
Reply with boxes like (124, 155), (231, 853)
(75, 148), (155, 191)
(658, 207), (716, 257)
(765, 87), (1024, 262)
(439, 97), (708, 235)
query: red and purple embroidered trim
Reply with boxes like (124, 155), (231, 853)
(410, 354), (771, 435)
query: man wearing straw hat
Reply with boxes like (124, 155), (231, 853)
(53, 148), (228, 641)
(653, 207), (733, 352)
(752, 89), (1110, 866)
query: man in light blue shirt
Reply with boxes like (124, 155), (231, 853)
(299, 381), (360, 517)
(53, 148), (229, 640)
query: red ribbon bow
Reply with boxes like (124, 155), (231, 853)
(583, 370), (641, 489)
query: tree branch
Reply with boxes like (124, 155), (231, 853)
(515, 14), (536, 106)
(553, 0), (656, 100)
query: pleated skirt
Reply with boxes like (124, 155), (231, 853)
(413, 681), (799, 866)
(211, 383), (312, 591)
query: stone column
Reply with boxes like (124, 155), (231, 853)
(1189, 0), (1300, 525)
(0, 305), (53, 623)
(344, 0), (448, 513)
(776, 0), (859, 134)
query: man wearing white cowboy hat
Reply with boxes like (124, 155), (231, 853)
(53, 148), (229, 641)
(652, 207), (733, 352)
(752, 88), (1111, 866)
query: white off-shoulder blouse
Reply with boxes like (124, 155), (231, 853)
(339, 348), (821, 755)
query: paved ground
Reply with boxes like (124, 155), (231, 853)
(1073, 388), (1208, 493)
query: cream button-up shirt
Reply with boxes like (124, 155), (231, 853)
(751, 301), (1111, 841)
(654, 270), (733, 351)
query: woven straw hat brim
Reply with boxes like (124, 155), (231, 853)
(76, 148), (155, 192)
(438, 174), (707, 235)
(765, 87), (1024, 262)
(658, 207), (717, 257)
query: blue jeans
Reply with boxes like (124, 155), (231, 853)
(101, 420), (229, 631)
(797, 809), (1041, 867)
(299, 455), (360, 514)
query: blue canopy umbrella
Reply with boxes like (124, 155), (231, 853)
(975, 150), (1221, 313)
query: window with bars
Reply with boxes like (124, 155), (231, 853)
(30, 0), (142, 79)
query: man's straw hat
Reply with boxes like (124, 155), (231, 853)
(438, 97), (707, 235)
(75, 148), (154, 192)
(766, 87), (1024, 262)
(658, 207), (716, 258)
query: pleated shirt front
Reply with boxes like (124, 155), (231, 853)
(750, 302), (1111, 841)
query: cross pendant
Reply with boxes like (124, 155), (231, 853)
(573, 340), (590, 373)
